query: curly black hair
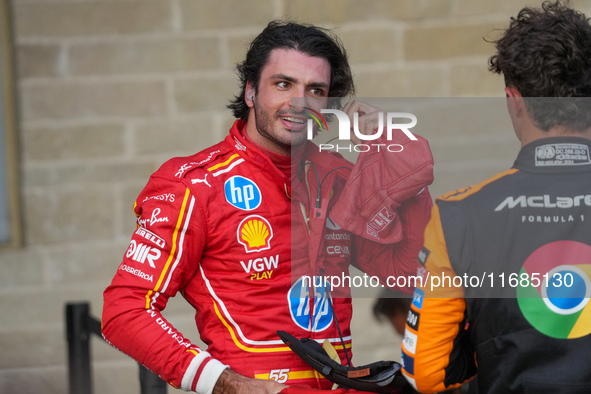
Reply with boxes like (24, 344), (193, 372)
(227, 20), (355, 120)
(489, 1), (591, 131)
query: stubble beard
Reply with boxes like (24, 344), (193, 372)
(253, 100), (308, 151)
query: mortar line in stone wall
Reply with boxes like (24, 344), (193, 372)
(19, 111), (230, 128)
(15, 27), (274, 46)
(220, 35), (232, 72)
(19, 70), (236, 84)
(40, 248), (53, 287)
(400, 14), (512, 29)
(6, 238), (129, 253)
(21, 150), (132, 169)
(19, 112), (225, 128)
(21, 182), (133, 196)
(0, 323), (63, 335)
(352, 60), (450, 73)
(171, 0), (182, 33)
(112, 182), (125, 245)
(0, 279), (112, 294)
(442, 62), (452, 97)
(122, 120), (136, 158)
(331, 21), (402, 31)
(0, 365), (66, 374)
(0, 359), (142, 376)
(393, 24), (405, 67)
(450, 0), (461, 16)
(274, 0), (284, 18)
(164, 76), (177, 118)
(428, 133), (518, 146)
(436, 159), (516, 171)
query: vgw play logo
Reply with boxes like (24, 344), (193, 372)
(304, 107), (418, 153)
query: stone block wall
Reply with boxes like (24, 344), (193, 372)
(3, 0), (590, 392)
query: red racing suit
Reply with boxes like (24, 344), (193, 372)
(103, 120), (433, 393)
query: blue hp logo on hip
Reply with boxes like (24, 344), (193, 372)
(224, 176), (262, 211)
(288, 276), (333, 332)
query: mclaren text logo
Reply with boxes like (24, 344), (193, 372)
(495, 194), (591, 211)
(237, 215), (273, 253)
(240, 254), (279, 281)
(307, 109), (417, 152)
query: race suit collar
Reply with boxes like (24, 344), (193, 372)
(226, 120), (290, 182)
(226, 120), (354, 203)
(514, 136), (591, 174)
(242, 129), (292, 178)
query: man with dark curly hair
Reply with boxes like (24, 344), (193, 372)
(401, 2), (591, 393)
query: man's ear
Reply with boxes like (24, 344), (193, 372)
(245, 82), (255, 108)
(505, 86), (526, 117)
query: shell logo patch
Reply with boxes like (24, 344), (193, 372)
(237, 215), (273, 253)
(517, 240), (591, 339)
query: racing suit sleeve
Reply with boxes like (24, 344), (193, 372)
(102, 175), (228, 393)
(400, 203), (476, 393)
(330, 132), (434, 294)
(351, 187), (433, 295)
(331, 133), (434, 245)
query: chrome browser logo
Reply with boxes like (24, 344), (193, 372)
(517, 240), (591, 339)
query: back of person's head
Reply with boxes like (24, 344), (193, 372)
(228, 20), (355, 120)
(489, 1), (591, 131)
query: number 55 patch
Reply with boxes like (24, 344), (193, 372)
(254, 367), (318, 383)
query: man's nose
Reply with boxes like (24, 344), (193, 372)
(288, 86), (307, 112)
